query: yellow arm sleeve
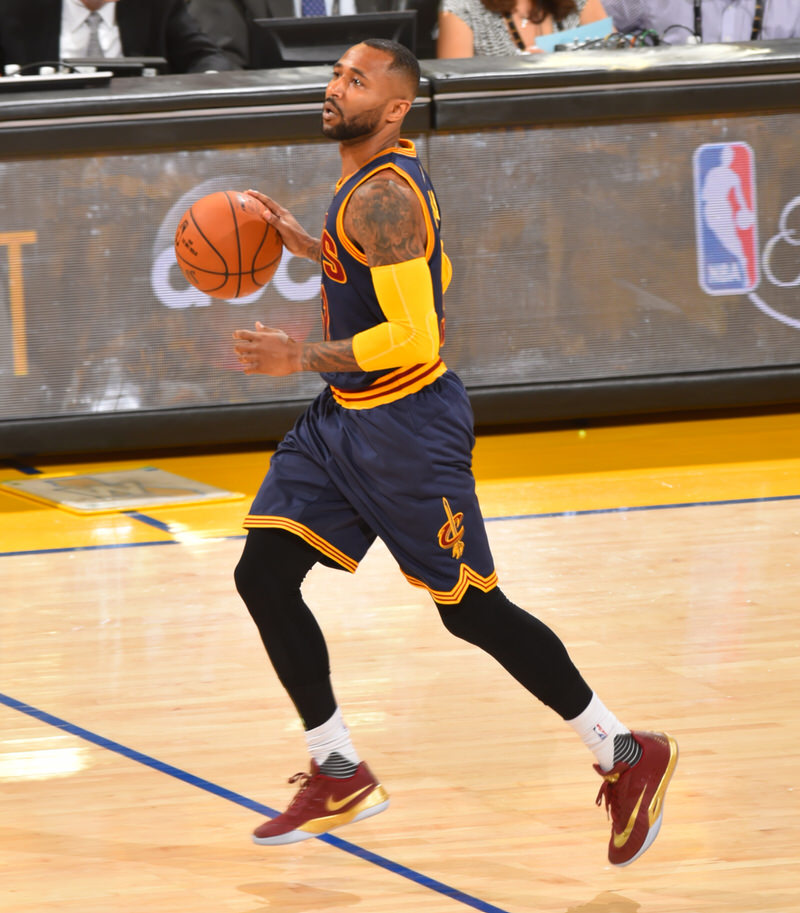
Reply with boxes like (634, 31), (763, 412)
(352, 257), (440, 372)
(442, 250), (453, 293)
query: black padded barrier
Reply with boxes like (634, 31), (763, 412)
(424, 43), (800, 128)
(1, 41), (799, 456)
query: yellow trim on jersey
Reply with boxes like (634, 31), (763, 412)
(402, 565), (500, 604)
(352, 258), (439, 372)
(330, 358), (447, 409)
(335, 163), (435, 267)
(427, 189), (441, 225)
(242, 515), (358, 573)
(333, 139), (418, 194)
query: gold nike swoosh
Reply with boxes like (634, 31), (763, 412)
(612, 788), (646, 849)
(325, 784), (373, 813)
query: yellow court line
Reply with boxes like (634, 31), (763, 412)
(476, 458), (800, 520)
(471, 410), (800, 479)
(0, 504), (175, 554)
(1, 410), (798, 553)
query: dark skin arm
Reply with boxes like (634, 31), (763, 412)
(233, 174), (427, 376)
(342, 171), (426, 267)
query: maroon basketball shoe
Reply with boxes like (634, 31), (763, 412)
(594, 731), (678, 866)
(252, 760), (389, 845)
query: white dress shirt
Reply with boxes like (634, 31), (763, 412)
(604, 0), (800, 43)
(60, 0), (123, 59)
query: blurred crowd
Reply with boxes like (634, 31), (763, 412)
(1, 0), (798, 77)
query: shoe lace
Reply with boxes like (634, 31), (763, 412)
(595, 771), (621, 822)
(285, 770), (313, 809)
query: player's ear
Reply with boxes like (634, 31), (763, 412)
(385, 98), (412, 124)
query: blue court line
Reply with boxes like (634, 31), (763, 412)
(125, 511), (173, 532)
(0, 460), (43, 476)
(1, 539), (179, 558)
(2, 490), (799, 559)
(483, 491), (800, 523)
(0, 690), (511, 913)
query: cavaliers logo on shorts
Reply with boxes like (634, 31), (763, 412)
(437, 497), (465, 559)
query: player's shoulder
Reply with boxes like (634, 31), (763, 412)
(342, 166), (428, 262)
(348, 168), (421, 215)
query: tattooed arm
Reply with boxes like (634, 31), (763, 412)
(344, 174), (439, 371)
(233, 174), (432, 377)
(343, 171), (427, 266)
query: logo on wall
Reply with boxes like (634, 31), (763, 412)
(693, 142), (759, 295)
(693, 141), (800, 330)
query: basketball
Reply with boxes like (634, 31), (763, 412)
(174, 190), (283, 299)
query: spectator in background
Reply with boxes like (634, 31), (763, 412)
(186, 0), (259, 69)
(603, 0), (800, 44)
(437, 0), (608, 57)
(0, 0), (238, 75)
(187, 0), (439, 68)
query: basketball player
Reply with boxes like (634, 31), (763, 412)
(231, 38), (677, 865)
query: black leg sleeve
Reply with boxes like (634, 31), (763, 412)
(234, 528), (337, 729)
(436, 586), (592, 720)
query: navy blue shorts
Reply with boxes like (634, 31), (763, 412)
(244, 371), (497, 603)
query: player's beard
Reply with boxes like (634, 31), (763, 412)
(322, 101), (385, 141)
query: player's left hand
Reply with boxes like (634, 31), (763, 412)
(232, 322), (302, 376)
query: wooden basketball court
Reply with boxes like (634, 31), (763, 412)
(2, 409), (799, 913)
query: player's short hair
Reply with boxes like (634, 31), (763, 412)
(362, 38), (420, 99)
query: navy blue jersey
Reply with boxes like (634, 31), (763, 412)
(318, 139), (446, 403)
(244, 139), (498, 602)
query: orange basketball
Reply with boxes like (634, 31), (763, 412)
(174, 190), (283, 299)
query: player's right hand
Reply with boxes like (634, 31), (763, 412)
(232, 320), (303, 376)
(245, 190), (321, 263)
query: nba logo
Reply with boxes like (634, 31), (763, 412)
(693, 142), (759, 295)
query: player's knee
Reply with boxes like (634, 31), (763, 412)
(233, 550), (262, 611)
(234, 528), (316, 614)
(435, 586), (507, 644)
(437, 602), (474, 642)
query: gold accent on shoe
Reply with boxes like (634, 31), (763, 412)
(324, 784), (374, 813)
(300, 784), (390, 834)
(648, 734), (679, 827)
(612, 788), (646, 849)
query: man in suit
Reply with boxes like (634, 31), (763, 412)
(188, 0), (437, 67)
(0, 0), (238, 74)
(187, 0), (272, 68)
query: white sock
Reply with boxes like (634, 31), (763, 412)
(566, 692), (630, 772)
(304, 707), (360, 769)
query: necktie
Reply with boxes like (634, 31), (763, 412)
(301, 0), (327, 16)
(85, 11), (104, 57)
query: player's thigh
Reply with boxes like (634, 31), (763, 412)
(345, 376), (496, 597)
(246, 442), (376, 571)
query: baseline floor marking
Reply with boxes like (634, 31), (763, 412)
(483, 492), (800, 523)
(0, 691), (511, 913)
(2, 491), (799, 559)
(1, 540), (178, 558)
